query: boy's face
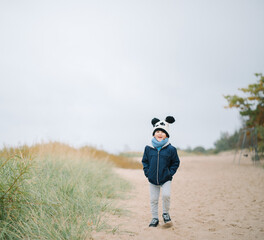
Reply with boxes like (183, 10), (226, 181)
(154, 130), (167, 142)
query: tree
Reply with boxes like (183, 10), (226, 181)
(224, 73), (264, 154)
(214, 131), (239, 152)
(224, 73), (264, 127)
(192, 146), (206, 153)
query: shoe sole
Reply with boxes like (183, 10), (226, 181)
(162, 221), (173, 228)
(149, 224), (159, 227)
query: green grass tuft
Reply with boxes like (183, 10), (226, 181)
(0, 146), (130, 239)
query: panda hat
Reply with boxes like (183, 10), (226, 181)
(151, 116), (175, 138)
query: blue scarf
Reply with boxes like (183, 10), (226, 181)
(151, 137), (169, 151)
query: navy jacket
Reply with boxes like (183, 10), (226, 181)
(142, 143), (180, 185)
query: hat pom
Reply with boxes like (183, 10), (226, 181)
(165, 116), (175, 124)
(151, 118), (160, 126)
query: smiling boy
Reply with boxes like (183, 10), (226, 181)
(142, 116), (180, 227)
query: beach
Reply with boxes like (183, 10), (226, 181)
(91, 152), (264, 240)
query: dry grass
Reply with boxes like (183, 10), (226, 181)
(0, 142), (142, 169)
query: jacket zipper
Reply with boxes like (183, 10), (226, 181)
(157, 150), (160, 185)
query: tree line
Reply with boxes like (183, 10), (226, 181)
(185, 74), (264, 155)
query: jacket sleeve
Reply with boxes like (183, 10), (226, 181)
(142, 146), (149, 178)
(169, 147), (180, 177)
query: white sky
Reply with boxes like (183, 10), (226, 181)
(0, 0), (264, 153)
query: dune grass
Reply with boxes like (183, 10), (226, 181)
(0, 142), (142, 170)
(0, 143), (130, 239)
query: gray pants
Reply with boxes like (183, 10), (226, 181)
(149, 181), (171, 219)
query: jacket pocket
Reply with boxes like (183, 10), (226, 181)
(158, 167), (168, 184)
(166, 167), (172, 180)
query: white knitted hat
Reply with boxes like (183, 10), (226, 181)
(151, 116), (175, 138)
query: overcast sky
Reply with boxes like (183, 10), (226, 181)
(0, 0), (264, 153)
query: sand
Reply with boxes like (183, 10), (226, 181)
(91, 153), (264, 240)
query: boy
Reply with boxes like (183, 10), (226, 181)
(142, 116), (180, 227)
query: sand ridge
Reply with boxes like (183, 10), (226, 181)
(91, 153), (264, 240)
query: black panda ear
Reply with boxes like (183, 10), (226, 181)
(151, 118), (160, 126)
(165, 116), (175, 124)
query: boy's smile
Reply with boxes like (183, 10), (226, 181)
(154, 130), (167, 142)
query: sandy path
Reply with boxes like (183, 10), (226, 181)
(92, 153), (264, 240)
